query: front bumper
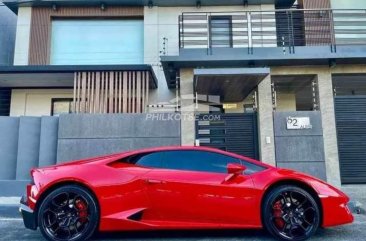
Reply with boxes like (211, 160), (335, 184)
(321, 196), (354, 227)
(19, 195), (37, 230)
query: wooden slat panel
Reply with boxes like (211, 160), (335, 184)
(100, 72), (105, 113)
(76, 72), (81, 113)
(104, 72), (108, 113)
(73, 72), (77, 113)
(109, 71), (114, 113)
(86, 72), (91, 113)
(29, 7), (144, 65)
(81, 72), (87, 113)
(95, 72), (100, 113)
(145, 71), (150, 111)
(123, 72), (128, 113)
(136, 71), (141, 113)
(141, 71), (145, 112)
(118, 72), (122, 113)
(128, 72), (132, 113)
(73, 70), (149, 114)
(132, 72), (136, 113)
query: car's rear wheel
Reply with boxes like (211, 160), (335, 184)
(37, 185), (99, 241)
(262, 185), (320, 241)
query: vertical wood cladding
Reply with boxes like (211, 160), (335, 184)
(298, 0), (331, 9)
(298, 0), (333, 46)
(29, 7), (143, 65)
(73, 71), (150, 114)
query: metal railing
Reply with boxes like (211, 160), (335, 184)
(178, 9), (366, 53)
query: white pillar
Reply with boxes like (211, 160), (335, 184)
(318, 70), (341, 187)
(14, 7), (32, 65)
(257, 75), (276, 166)
(179, 69), (195, 146)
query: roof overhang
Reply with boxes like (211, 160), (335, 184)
(3, 0), (295, 14)
(0, 65), (158, 88)
(161, 45), (366, 88)
(194, 68), (269, 102)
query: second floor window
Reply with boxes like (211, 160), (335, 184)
(50, 19), (144, 65)
(210, 16), (233, 48)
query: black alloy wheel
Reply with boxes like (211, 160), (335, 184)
(262, 185), (320, 241)
(38, 185), (99, 241)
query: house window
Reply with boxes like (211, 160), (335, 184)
(51, 98), (73, 116)
(50, 19), (144, 65)
(210, 16), (233, 48)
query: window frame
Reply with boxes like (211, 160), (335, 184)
(209, 15), (233, 48)
(51, 98), (73, 116)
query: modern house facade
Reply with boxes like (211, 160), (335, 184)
(0, 0), (366, 195)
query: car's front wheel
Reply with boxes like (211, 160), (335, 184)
(262, 185), (320, 241)
(37, 184), (99, 241)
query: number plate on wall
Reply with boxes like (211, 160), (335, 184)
(286, 117), (312, 130)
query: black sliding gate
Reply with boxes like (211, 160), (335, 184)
(335, 96), (366, 184)
(195, 113), (259, 159)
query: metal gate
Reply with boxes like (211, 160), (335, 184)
(195, 113), (259, 159)
(335, 96), (366, 184)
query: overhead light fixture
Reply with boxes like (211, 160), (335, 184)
(196, 0), (201, 9)
(100, 3), (106, 11)
(148, 0), (153, 9)
(52, 4), (57, 11)
(329, 59), (336, 68)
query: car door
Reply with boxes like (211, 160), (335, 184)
(141, 150), (259, 226)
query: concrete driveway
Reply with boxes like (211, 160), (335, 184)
(0, 214), (365, 241)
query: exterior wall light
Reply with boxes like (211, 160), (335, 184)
(148, 0), (153, 9)
(196, 0), (201, 9)
(101, 3), (106, 11)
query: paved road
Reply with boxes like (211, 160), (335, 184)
(0, 212), (365, 241)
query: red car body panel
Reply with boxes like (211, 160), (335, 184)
(25, 146), (353, 231)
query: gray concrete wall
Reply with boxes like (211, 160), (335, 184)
(0, 116), (59, 181)
(274, 111), (326, 180)
(0, 2), (16, 65)
(0, 117), (19, 180)
(57, 113), (181, 163)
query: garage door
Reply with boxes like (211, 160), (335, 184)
(335, 96), (366, 184)
(50, 19), (144, 65)
(196, 113), (259, 159)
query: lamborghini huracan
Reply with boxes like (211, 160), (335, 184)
(20, 146), (353, 241)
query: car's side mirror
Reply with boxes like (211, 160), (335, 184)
(227, 163), (246, 176)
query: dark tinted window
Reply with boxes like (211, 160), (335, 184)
(161, 150), (240, 173)
(132, 152), (162, 168)
(240, 159), (267, 175)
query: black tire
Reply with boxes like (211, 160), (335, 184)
(37, 185), (99, 241)
(262, 185), (320, 241)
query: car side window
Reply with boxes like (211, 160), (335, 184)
(161, 150), (241, 174)
(132, 152), (162, 168)
(240, 159), (267, 175)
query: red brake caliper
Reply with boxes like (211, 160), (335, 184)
(75, 199), (88, 223)
(273, 201), (285, 229)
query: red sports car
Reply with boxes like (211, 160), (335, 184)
(20, 146), (353, 241)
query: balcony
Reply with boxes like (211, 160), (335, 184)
(161, 9), (366, 87)
(178, 9), (366, 52)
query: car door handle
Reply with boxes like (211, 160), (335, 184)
(145, 179), (165, 184)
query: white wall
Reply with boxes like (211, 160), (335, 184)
(13, 7), (32, 65)
(331, 0), (366, 9)
(144, 4), (275, 105)
(10, 89), (73, 116)
(276, 92), (296, 111)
